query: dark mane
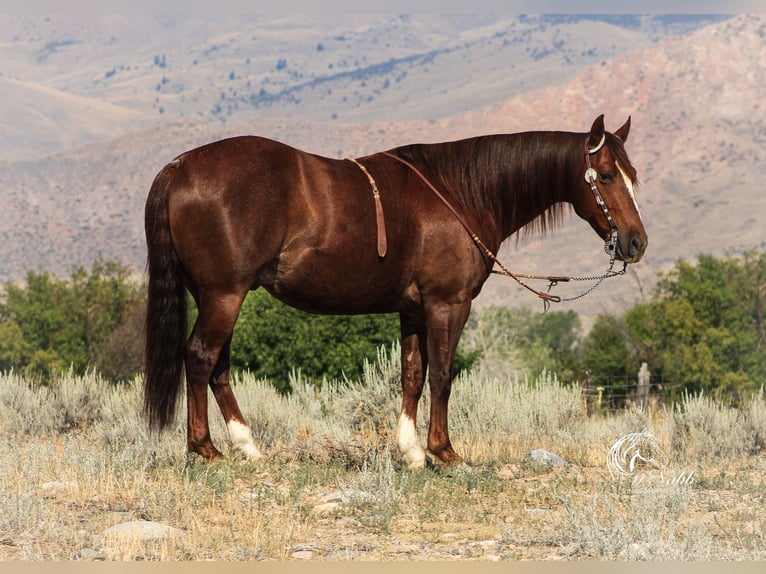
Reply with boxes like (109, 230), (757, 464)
(390, 130), (638, 239)
(391, 131), (584, 238)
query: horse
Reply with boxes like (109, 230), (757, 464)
(144, 114), (647, 468)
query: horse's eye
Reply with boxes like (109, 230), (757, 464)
(599, 172), (614, 184)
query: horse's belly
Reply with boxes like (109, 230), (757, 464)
(261, 247), (417, 315)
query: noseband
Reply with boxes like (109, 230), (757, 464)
(584, 134), (620, 258)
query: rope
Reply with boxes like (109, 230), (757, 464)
(381, 149), (628, 311)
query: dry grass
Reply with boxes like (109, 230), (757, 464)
(1, 347), (766, 561)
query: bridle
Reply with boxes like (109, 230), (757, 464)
(380, 135), (628, 310)
(584, 134), (621, 259)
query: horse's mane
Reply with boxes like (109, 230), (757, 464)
(391, 130), (637, 239)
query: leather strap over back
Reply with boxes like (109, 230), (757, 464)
(349, 158), (387, 258)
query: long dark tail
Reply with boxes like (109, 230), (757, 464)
(144, 162), (188, 432)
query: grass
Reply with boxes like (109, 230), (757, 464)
(1, 345), (766, 560)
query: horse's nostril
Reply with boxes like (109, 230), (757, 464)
(630, 235), (644, 256)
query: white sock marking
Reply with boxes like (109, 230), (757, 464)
(398, 413), (425, 469)
(227, 420), (263, 460)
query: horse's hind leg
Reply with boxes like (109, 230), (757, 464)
(210, 336), (262, 460)
(185, 290), (249, 461)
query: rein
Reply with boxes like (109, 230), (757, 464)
(380, 142), (627, 310)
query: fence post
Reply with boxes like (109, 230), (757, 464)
(637, 362), (650, 410)
(583, 370), (591, 416)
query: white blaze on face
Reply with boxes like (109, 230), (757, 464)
(398, 413), (425, 469)
(227, 420), (263, 460)
(616, 161), (641, 219)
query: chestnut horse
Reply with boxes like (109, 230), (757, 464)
(144, 114), (647, 468)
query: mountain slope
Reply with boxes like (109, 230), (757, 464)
(1, 14), (761, 319)
(0, 14), (723, 161)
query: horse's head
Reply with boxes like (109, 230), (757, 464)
(571, 115), (648, 264)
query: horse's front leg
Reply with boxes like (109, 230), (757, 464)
(398, 312), (429, 469)
(423, 301), (472, 467)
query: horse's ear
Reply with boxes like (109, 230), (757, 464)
(588, 114), (605, 149)
(614, 116), (631, 143)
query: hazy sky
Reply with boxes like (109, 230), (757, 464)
(1, 0), (748, 14)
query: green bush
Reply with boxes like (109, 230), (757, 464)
(615, 250), (766, 402)
(0, 259), (143, 381)
(230, 289), (481, 394)
(231, 289), (400, 393)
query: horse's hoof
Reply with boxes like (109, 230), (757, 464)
(424, 450), (475, 474)
(188, 443), (224, 462)
(425, 455), (442, 474)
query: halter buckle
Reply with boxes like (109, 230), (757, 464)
(604, 229), (619, 256)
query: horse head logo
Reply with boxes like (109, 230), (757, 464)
(607, 431), (669, 479)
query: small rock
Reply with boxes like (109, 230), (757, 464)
(524, 449), (567, 468)
(291, 550), (313, 560)
(102, 521), (185, 541)
(322, 490), (344, 503)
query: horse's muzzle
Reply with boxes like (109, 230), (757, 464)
(617, 232), (647, 263)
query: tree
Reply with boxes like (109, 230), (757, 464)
(0, 259), (142, 380)
(462, 305), (581, 381)
(0, 320), (31, 372)
(230, 289), (481, 393)
(579, 314), (633, 405)
(231, 289), (401, 393)
(96, 296), (146, 381)
(0, 270), (73, 376)
(596, 251), (766, 403)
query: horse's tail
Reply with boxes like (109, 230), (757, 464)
(144, 161), (187, 432)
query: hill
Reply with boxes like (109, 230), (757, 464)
(0, 14), (724, 161)
(2, 13), (762, 318)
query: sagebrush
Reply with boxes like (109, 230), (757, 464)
(1, 347), (765, 560)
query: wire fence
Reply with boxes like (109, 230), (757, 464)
(581, 365), (688, 415)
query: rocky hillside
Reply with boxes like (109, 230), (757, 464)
(3, 13), (762, 317)
(0, 14), (724, 161)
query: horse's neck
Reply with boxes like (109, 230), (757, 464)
(497, 132), (580, 240)
(403, 132), (579, 247)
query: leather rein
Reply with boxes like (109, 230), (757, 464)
(350, 136), (627, 310)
